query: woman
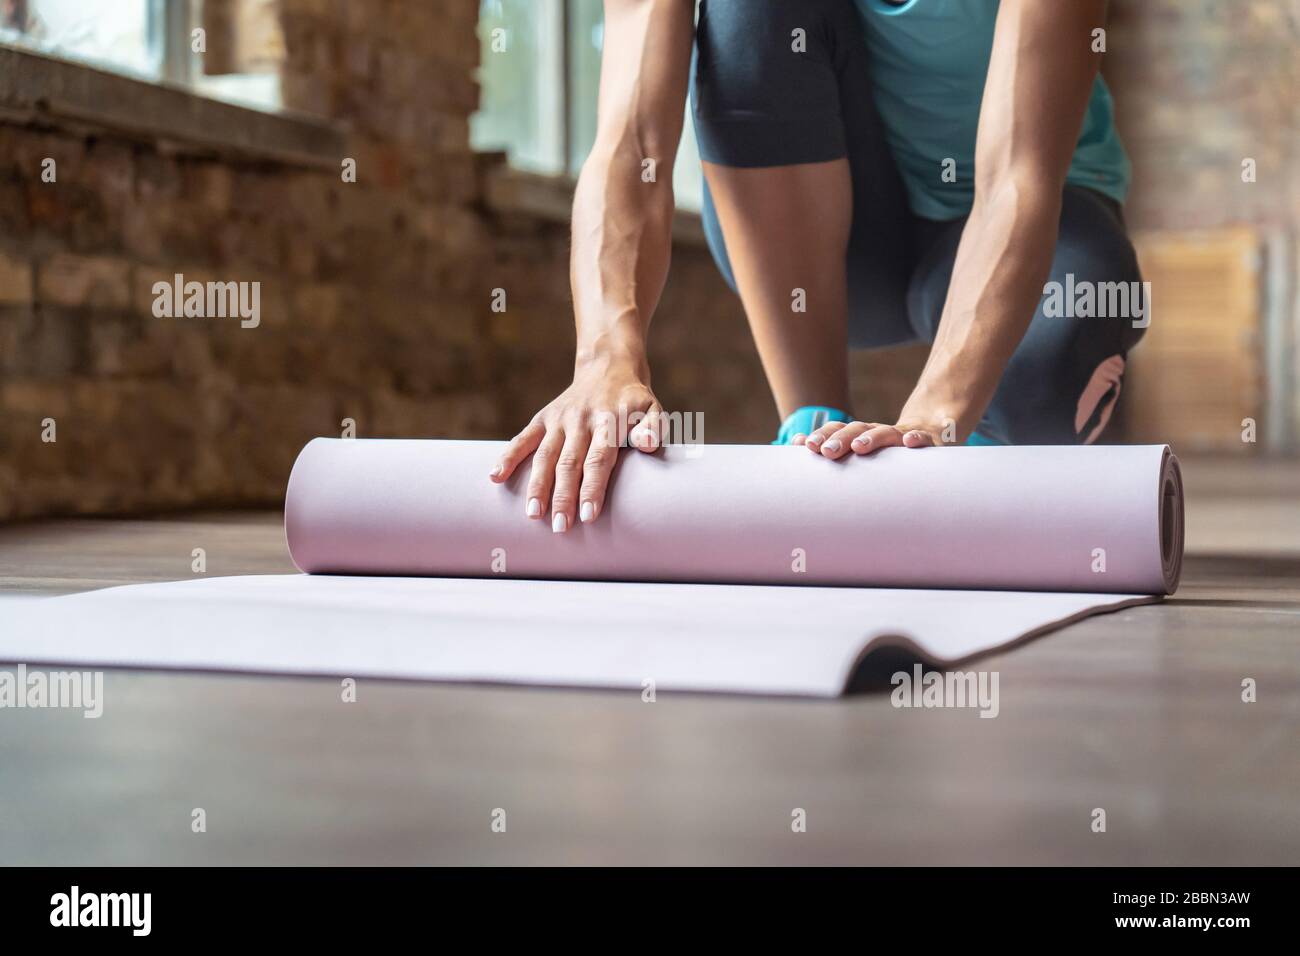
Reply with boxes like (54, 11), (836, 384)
(490, 0), (1144, 533)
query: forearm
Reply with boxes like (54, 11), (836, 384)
(899, 0), (1104, 441)
(568, 0), (692, 380)
(570, 143), (674, 380)
(905, 177), (1062, 437)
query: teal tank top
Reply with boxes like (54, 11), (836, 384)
(855, 0), (1131, 220)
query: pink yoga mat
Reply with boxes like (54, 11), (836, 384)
(285, 440), (1184, 595)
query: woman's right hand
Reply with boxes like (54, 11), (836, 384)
(491, 0), (692, 532)
(488, 358), (663, 533)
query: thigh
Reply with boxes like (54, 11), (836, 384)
(691, 0), (915, 348)
(907, 186), (1147, 444)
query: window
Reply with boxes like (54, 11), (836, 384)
(0, 0), (280, 113)
(472, 0), (704, 211)
(1, 0), (157, 77)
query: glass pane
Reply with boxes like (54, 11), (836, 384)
(1, 0), (159, 79)
(191, 0), (282, 113)
(567, 0), (601, 172)
(566, 0), (703, 211)
(672, 97), (704, 212)
(193, 71), (281, 111)
(471, 0), (565, 175)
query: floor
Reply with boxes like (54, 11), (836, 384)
(0, 457), (1296, 865)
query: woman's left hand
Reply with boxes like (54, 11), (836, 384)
(794, 415), (954, 458)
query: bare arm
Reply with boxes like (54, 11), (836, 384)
(491, 0), (695, 531)
(892, 0), (1108, 447)
(572, 0), (694, 377)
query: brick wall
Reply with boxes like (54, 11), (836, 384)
(0, 0), (796, 521)
(1103, 0), (1300, 450)
(1106, 0), (1299, 233)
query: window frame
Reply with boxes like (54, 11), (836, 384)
(473, 0), (703, 211)
(153, 0), (197, 88)
(0, 1), (280, 113)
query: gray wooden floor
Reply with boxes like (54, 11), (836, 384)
(0, 457), (1297, 865)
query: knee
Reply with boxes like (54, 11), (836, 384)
(983, 190), (1144, 444)
(989, 304), (1132, 445)
(1046, 190), (1147, 346)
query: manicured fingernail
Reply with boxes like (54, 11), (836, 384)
(489, 464), (503, 479)
(823, 439), (841, 453)
(851, 436), (868, 448)
(527, 497), (541, 517)
(552, 512), (568, 534)
(791, 433), (806, 444)
(580, 501), (595, 523)
(806, 435), (821, 446)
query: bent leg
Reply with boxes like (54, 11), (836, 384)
(701, 160), (854, 418)
(908, 187), (1147, 444)
(693, 0), (913, 421)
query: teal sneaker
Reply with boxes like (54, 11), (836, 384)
(773, 406), (853, 445)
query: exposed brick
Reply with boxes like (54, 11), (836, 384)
(368, 389), (498, 439)
(37, 253), (132, 310)
(85, 139), (134, 205)
(292, 282), (343, 329)
(184, 163), (235, 214)
(0, 250), (34, 304)
(0, 0), (761, 521)
(1, 307), (90, 377)
(1106, 0), (1299, 233)
(135, 152), (184, 203)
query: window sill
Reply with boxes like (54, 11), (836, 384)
(0, 46), (343, 169)
(482, 162), (708, 247)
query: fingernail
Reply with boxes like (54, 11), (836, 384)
(489, 464), (503, 479)
(806, 435), (820, 446)
(580, 501), (595, 523)
(851, 436), (868, 448)
(823, 438), (841, 453)
(552, 512), (568, 534)
(792, 433), (807, 444)
(527, 497), (541, 517)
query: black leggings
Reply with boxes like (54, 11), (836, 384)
(690, 0), (1146, 444)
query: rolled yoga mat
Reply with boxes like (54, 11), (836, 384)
(285, 439), (1184, 595)
(0, 440), (1184, 698)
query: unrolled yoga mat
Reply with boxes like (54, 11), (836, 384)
(0, 577), (1154, 696)
(287, 439), (1184, 594)
(0, 440), (1182, 697)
